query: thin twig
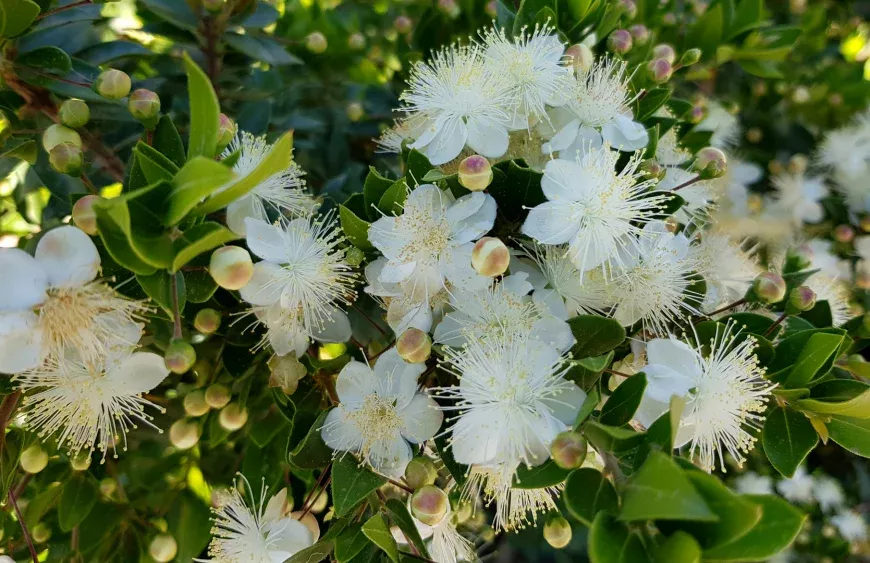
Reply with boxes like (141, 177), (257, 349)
(36, 0), (92, 20)
(80, 174), (99, 195)
(604, 368), (633, 378)
(8, 489), (38, 563)
(670, 173), (703, 192)
(763, 313), (788, 337)
(385, 476), (414, 494)
(352, 303), (387, 336)
(706, 297), (747, 317)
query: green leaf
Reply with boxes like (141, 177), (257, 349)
(600, 373), (647, 427)
(637, 88), (672, 121)
(0, 139), (37, 164)
(620, 452), (716, 522)
(137, 270), (185, 319)
(167, 491), (212, 563)
(564, 468), (619, 527)
(285, 539), (335, 563)
(183, 52), (221, 161)
(363, 167), (395, 220)
(584, 420), (645, 452)
(568, 315), (626, 358)
(335, 523), (371, 563)
(766, 328), (846, 381)
(362, 513), (399, 562)
(340, 204), (374, 251)
(185, 264), (218, 303)
(25, 482), (63, 529)
(58, 475), (98, 532)
(654, 531), (702, 563)
(385, 498), (431, 559)
(94, 207), (158, 275)
(434, 435), (466, 488)
(403, 149), (434, 185)
(574, 385), (601, 428)
(702, 495), (805, 561)
(685, 1), (724, 60)
(0, 0), (40, 38)
(513, 460), (570, 489)
(827, 414), (870, 457)
(172, 222), (239, 272)
(249, 409), (290, 448)
(377, 178), (408, 216)
(796, 380), (870, 419)
(784, 332), (845, 387)
(167, 157), (236, 226)
(332, 455), (386, 518)
(152, 115), (186, 168)
(16, 46), (71, 75)
(289, 411), (333, 469)
(728, 0), (766, 39)
(762, 406), (818, 478)
(224, 32), (302, 66)
(588, 513), (651, 563)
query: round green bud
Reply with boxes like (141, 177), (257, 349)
(647, 58), (673, 84)
(346, 102), (364, 122)
(404, 456), (438, 490)
(629, 24), (649, 44)
(72, 195), (101, 235)
(394, 15), (412, 34)
(20, 445), (48, 474)
(217, 113), (236, 153)
(564, 43), (594, 73)
(788, 286), (817, 313)
(679, 48), (702, 66)
(99, 478), (117, 497)
(410, 485), (449, 526)
(219, 403), (248, 431)
(543, 514), (572, 549)
(345, 246), (365, 267)
(70, 451), (91, 471)
(183, 389), (210, 417)
(458, 154), (493, 192)
(305, 32), (328, 54)
(619, 0), (637, 18)
(848, 354), (866, 369)
(652, 43), (677, 64)
(194, 308), (221, 334)
(268, 354), (307, 395)
(485, 0), (498, 17)
(751, 272), (787, 304)
(149, 534), (178, 563)
(205, 383), (231, 409)
(94, 69), (131, 100)
(31, 523), (51, 544)
(471, 237), (510, 277)
(59, 99), (90, 128)
(639, 159), (666, 181)
(49, 142), (84, 177)
(42, 123), (81, 152)
(128, 88), (161, 123)
(209, 246), (254, 290)
(348, 33), (366, 50)
(169, 419), (200, 450)
(662, 12), (677, 25)
(397, 328), (432, 364)
(437, 0), (460, 18)
(833, 224), (855, 243)
(786, 245), (813, 271)
(550, 431), (588, 469)
(607, 29), (632, 54)
(694, 146), (727, 179)
(164, 339), (197, 374)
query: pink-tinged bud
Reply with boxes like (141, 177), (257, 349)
(564, 43), (594, 73)
(607, 29), (633, 54)
(544, 514), (572, 549)
(194, 308), (221, 334)
(834, 224), (855, 243)
(787, 286), (816, 313)
(471, 237), (510, 277)
(217, 113), (236, 153)
(205, 383), (231, 408)
(694, 146), (727, 179)
(639, 159), (666, 181)
(43, 123), (81, 152)
(652, 43), (677, 64)
(662, 12), (677, 25)
(751, 272), (787, 304)
(689, 105), (706, 123)
(164, 339), (196, 374)
(647, 59), (673, 84)
(485, 0), (497, 17)
(59, 99), (90, 129)
(629, 24), (649, 43)
(396, 328), (432, 364)
(410, 485), (449, 526)
(404, 456), (438, 490)
(209, 246), (253, 290)
(437, 0), (460, 18)
(348, 33), (365, 50)
(183, 390), (210, 417)
(72, 195), (101, 235)
(128, 89), (161, 122)
(94, 69), (131, 100)
(49, 142), (84, 177)
(169, 419), (200, 450)
(394, 15), (412, 34)
(619, 0), (637, 18)
(219, 403), (248, 431)
(305, 32), (328, 54)
(268, 354), (307, 395)
(550, 431), (587, 469)
(346, 102), (364, 122)
(20, 445), (48, 474)
(149, 535), (178, 563)
(458, 154), (493, 191)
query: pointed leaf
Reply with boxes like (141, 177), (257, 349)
(183, 52), (220, 160)
(600, 373), (647, 427)
(564, 468), (619, 527)
(620, 452), (716, 522)
(362, 513), (399, 562)
(332, 455), (386, 517)
(762, 405), (818, 477)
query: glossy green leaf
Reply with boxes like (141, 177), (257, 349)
(362, 513), (399, 562)
(183, 52), (221, 160)
(0, 0), (40, 38)
(134, 141), (180, 184)
(152, 115), (186, 168)
(513, 460), (570, 489)
(167, 157), (236, 226)
(637, 88), (672, 121)
(167, 491), (212, 563)
(377, 178), (408, 216)
(335, 523), (371, 563)
(289, 411), (333, 469)
(574, 385), (601, 428)
(654, 531), (702, 563)
(702, 495), (805, 561)
(796, 379), (870, 419)
(826, 414), (870, 457)
(600, 373), (647, 427)
(58, 475), (98, 532)
(0, 139), (37, 164)
(384, 498), (431, 559)
(285, 539), (334, 563)
(620, 452), (716, 522)
(137, 270), (185, 319)
(16, 46), (71, 75)
(224, 32), (302, 66)
(784, 332), (845, 387)
(434, 435), (466, 487)
(340, 204), (374, 251)
(363, 167), (395, 220)
(172, 222), (239, 272)
(588, 513), (651, 563)
(762, 406), (817, 478)
(564, 468), (619, 527)
(568, 315), (626, 358)
(332, 455), (386, 517)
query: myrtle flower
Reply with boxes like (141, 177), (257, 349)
(713, 157), (763, 218)
(691, 232), (759, 311)
(813, 476), (846, 513)
(655, 129), (691, 166)
(776, 466), (815, 504)
(818, 110), (870, 212)
(221, 131), (318, 236)
(655, 166), (717, 222)
(401, 44), (514, 165)
(806, 239), (850, 280)
(542, 56), (647, 156)
(522, 146), (666, 273)
(376, 113), (432, 154)
(433, 273), (575, 353)
(366, 184), (495, 333)
(480, 24), (572, 128)
(831, 511), (868, 543)
(0, 226), (145, 374)
(241, 216), (355, 357)
(694, 102), (740, 148)
(394, 504), (475, 563)
(733, 472), (773, 495)
(805, 274), (851, 327)
(634, 324), (774, 472)
(15, 349), (168, 459)
(201, 481), (314, 562)
(768, 171), (829, 225)
(437, 336), (585, 529)
(321, 349), (442, 477)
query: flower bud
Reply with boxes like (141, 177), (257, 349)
(405, 456), (438, 490)
(619, 0), (637, 18)
(31, 523), (51, 544)
(787, 154), (808, 175)
(348, 33), (366, 50)
(564, 43), (594, 73)
(792, 86), (810, 104)
(746, 127), (763, 143)
(72, 195), (101, 235)
(543, 514), (572, 549)
(834, 224), (855, 243)
(550, 431), (587, 469)
(861, 216), (870, 233)
(205, 383), (231, 408)
(397, 328), (432, 364)
(639, 159), (666, 181)
(169, 419), (200, 450)
(268, 354), (307, 395)
(647, 59), (673, 84)
(149, 534), (178, 563)
(694, 146), (727, 179)
(70, 451), (91, 471)
(217, 113), (236, 153)
(100, 478), (117, 497)
(471, 237), (510, 277)
(662, 12), (677, 25)
(49, 142), (84, 177)
(20, 446), (48, 474)
(219, 403), (248, 431)
(786, 245), (813, 271)
(194, 308), (221, 334)
(752, 81), (768, 97)
(787, 286), (816, 313)
(128, 89), (161, 124)
(305, 32), (328, 54)
(209, 246), (254, 290)
(164, 339), (197, 374)
(94, 69), (131, 100)
(629, 24), (649, 43)
(751, 272), (787, 304)
(458, 154), (493, 191)
(829, 92), (843, 107)
(679, 48), (702, 66)
(59, 99), (90, 128)
(346, 102), (364, 122)
(43, 123), (81, 152)
(607, 29), (633, 54)
(410, 485), (449, 526)
(183, 390), (210, 417)
(394, 15), (412, 34)
(689, 105), (706, 123)
(346, 246), (365, 267)
(652, 44), (677, 64)
(485, 0), (497, 17)
(437, 0), (460, 18)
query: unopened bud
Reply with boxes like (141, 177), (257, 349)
(619, 0), (637, 18)
(410, 485), (449, 526)
(59, 99), (90, 129)
(834, 224), (855, 243)
(471, 237), (510, 277)
(787, 286), (816, 313)
(786, 245), (813, 271)
(629, 24), (649, 43)
(485, 0), (497, 17)
(217, 113), (236, 153)
(100, 478), (117, 497)
(607, 29), (633, 54)
(164, 339), (196, 374)
(752, 81), (768, 97)
(268, 354), (307, 395)
(639, 159), (666, 181)
(679, 48), (702, 66)
(694, 147), (727, 179)
(70, 451), (91, 471)
(219, 403), (248, 431)
(43, 123), (81, 151)
(20, 446), (48, 474)
(49, 142), (83, 177)
(662, 12), (677, 25)
(544, 514), (572, 549)
(394, 15), (412, 34)
(128, 89), (161, 125)
(94, 69), (131, 100)
(689, 105), (706, 123)
(405, 456), (438, 490)
(746, 127), (763, 143)
(829, 92), (844, 107)
(205, 383), (231, 408)
(792, 86), (811, 104)
(346, 102), (364, 122)
(194, 308), (221, 334)
(861, 216), (870, 233)
(652, 44), (677, 64)
(31, 523), (50, 544)
(788, 154), (808, 175)
(751, 272), (787, 304)
(564, 43), (594, 73)
(348, 33), (365, 50)
(458, 154), (493, 191)
(169, 419), (200, 450)
(647, 59), (673, 84)
(209, 246), (254, 290)
(437, 0), (460, 18)
(149, 534), (178, 563)
(183, 390), (210, 417)
(72, 195), (100, 235)
(305, 32), (328, 54)
(397, 328), (432, 364)
(550, 431), (587, 469)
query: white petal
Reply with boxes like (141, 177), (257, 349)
(379, 261), (417, 284)
(269, 519), (314, 560)
(465, 118), (509, 159)
(646, 338), (700, 379)
(450, 409), (502, 466)
(389, 300), (433, 334)
(245, 218), (287, 262)
(542, 119), (580, 154)
(502, 272), (532, 296)
(541, 383), (586, 426)
(634, 396), (669, 429)
(108, 352), (169, 394)
(35, 226), (100, 288)
(374, 348), (425, 409)
(533, 288), (570, 320)
(335, 361), (377, 406)
(509, 255), (548, 289)
(0, 248), (48, 310)
(541, 159), (583, 201)
(422, 119), (468, 166)
(311, 307), (351, 344)
(269, 324), (309, 357)
(368, 434), (413, 478)
(642, 364), (694, 404)
(226, 196), (258, 236)
(601, 115), (648, 151)
(450, 195), (496, 244)
(446, 192), (485, 226)
(399, 393), (443, 443)
(531, 317), (575, 352)
(264, 488), (288, 522)
(321, 406), (363, 453)
(0, 311), (44, 374)
(239, 261), (285, 306)
(522, 202), (580, 244)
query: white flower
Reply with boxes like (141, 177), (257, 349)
(768, 171), (829, 225)
(813, 476), (846, 513)
(376, 114), (432, 154)
(691, 232), (759, 311)
(635, 325), (774, 472)
(14, 349), (168, 458)
(831, 510), (868, 543)
(393, 505), (475, 563)
(656, 166), (717, 222)
(366, 184), (495, 333)
(222, 132), (317, 236)
(401, 44), (513, 165)
(321, 349), (442, 477)
(805, 274), (851, 327)
(433, 273), (575, 353)
(522, 146), (666, 273)
(437, 335), (584, 529)
(201, 481), (314, 563)
(806, 239), (850, 280)
(818, 111), (870, 212)
(733, 472), (773, 495)
(655, 129), (691, 166)
(694, 102), (740, 148)
(713, 157), (763, 219)
(480, 24), (572, 128)
(776, 466), (815, 504)
(241, 216), (355, 357)
(0, 226), (145, 374)
(542, 56), (647, 155)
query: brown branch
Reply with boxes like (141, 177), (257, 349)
(763, 313), (788, 337)
(706, 297), (747, 318)
(670, 173), (703, 192)
(8, 489), (38, 563)
(36, 0), (92, 20)
(385, 476), (414, 494)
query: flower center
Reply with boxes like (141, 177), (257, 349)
(397, 207), (452, 262)
(348, 394), (403, 458)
